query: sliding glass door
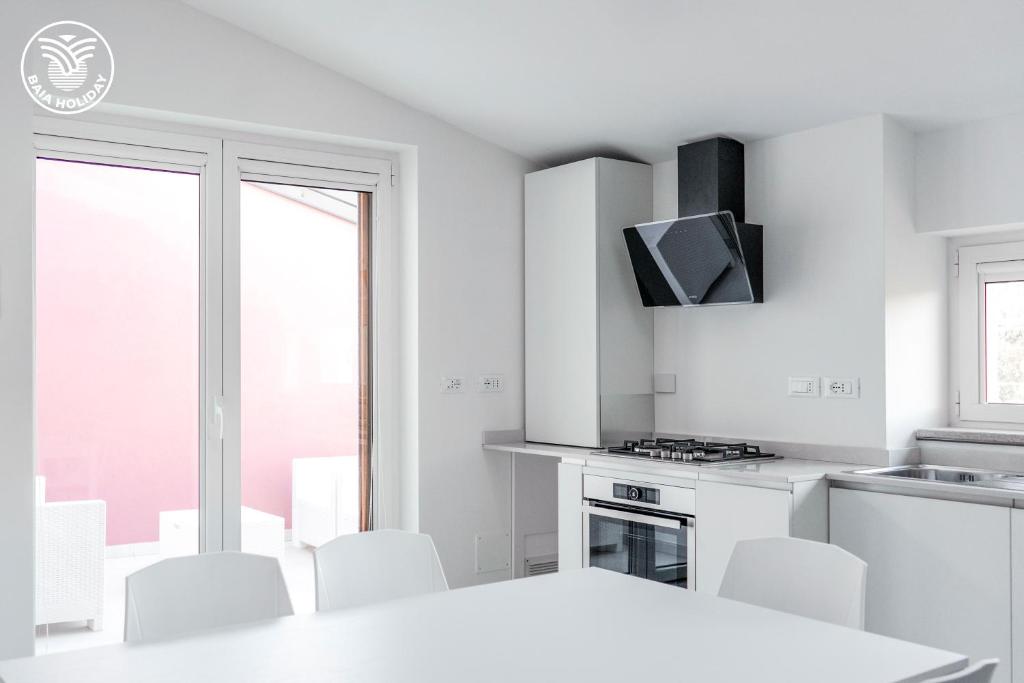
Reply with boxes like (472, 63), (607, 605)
(33, 128), (387, 651)
(33, 133), (221, 653)
(223, 146), (379, 612)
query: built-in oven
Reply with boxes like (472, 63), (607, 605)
(582, 473), (696, 589)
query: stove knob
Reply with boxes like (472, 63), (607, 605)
(628, 487), (642, 501)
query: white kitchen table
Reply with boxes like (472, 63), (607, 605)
(0, 568), (966, 682)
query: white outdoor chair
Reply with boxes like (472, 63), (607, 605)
(124, 551), (293, 643)
(314, 529), (448, 612)
(924, 659), (998, 683)
(292, 456), (359, 548)
(35, 476), (106, 631)
(718, 537), (867, 629)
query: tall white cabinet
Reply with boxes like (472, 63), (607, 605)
(525, 158), (653, 448)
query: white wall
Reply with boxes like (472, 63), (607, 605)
(916, 112), (1024, 234)
(654, 117), (888, 450)
(0, 15), (37, 660)
(882, 119), (948, 448)
(653, 116), (948, 456)
(1, 0), (533, 656)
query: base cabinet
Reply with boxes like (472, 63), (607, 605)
(831, 488), (1011, 683)
(696, 481), (789, 595)
(695, 479), (828, 595)
(1013, 509), (1024, 683)
(557, 462), (584, 572)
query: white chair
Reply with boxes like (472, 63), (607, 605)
(718, 537), (867, 629)
(924, 659), (998, 683)
(124, 551), (293, 643)
(34, 476), (106, 631)
(314, 530), (448, 612)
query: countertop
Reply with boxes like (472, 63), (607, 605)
(483, 441), (857, 485)
(828, 468), (1024, 505)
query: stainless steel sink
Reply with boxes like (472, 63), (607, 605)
(853, 464), (1024, 490)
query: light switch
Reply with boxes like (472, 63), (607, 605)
(788, 376), (820, 397)
(478, 374), (504, 393)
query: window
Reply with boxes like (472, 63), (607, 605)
(956, 241), (1024, 423)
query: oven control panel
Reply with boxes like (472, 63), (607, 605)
(613, 483), (660, 505)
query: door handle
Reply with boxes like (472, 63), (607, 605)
(211, 396), (224, 440)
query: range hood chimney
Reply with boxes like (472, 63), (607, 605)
(622, 137), (763, 307)
(678, 137), (745, 221)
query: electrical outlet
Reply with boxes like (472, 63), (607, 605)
(478, 374), (504, 393)
(788, 376), (820, 398)
(824, 377), (859, 399)
(440, 376), (464, 394)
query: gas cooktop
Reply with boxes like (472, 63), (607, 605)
(602, 438), (782, 466)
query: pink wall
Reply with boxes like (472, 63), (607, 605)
(36, 159), (200, 546)
(36, 160), (359, 546)
(240, 182), (359, 527)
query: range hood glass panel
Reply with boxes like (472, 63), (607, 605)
(623, 211), (754, 307)
(656, 218), (733, 303)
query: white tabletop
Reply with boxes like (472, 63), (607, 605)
(0, 568), (966, 683)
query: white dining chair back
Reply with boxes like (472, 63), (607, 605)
(718, 537), (867, 629)
(924, 659), (998, 683)
(314, 529), (448, 612)
(124, 551), (293, 643)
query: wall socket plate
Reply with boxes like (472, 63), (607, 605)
(478, 374), (504, 393)
(788, 376), (820, 397)
(440, 376), (465, 393)
(823, 377), (859, 399)
(475, 531), (511, 574)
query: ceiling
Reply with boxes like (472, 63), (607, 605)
(183, 0), (1024, 165)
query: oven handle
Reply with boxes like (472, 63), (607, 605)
(582, 501), (686, 529)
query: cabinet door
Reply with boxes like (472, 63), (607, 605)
(831, 488), (1011, 683)
(1013, 509), (1024, 683)
(695, 480), (791, 595)
(525, 161), (599, 447)
(557, 462), (584, 571)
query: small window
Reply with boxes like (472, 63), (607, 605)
(957, 242), (1024, 423)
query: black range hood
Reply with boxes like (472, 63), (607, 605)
(623, 138), (763, 307)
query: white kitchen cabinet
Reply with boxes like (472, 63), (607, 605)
(525, 158), (652, 448)
(695, 479), (824, 595)
(831, 488), (1011, 683)
(557, 462), (584, 572)
(1013, 509), (1024, 683)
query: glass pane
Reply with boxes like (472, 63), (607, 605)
(985, 280), (1024, 404)
(240, 180), (365, 614)
(35, 158), (200, 652)
(588, 514), (689, 587)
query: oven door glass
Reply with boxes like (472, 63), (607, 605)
(585, 504), (693, 588)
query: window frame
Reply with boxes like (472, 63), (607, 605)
(956, 240), (1024, 423)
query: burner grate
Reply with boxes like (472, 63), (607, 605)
(604, 439), (780, 466)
